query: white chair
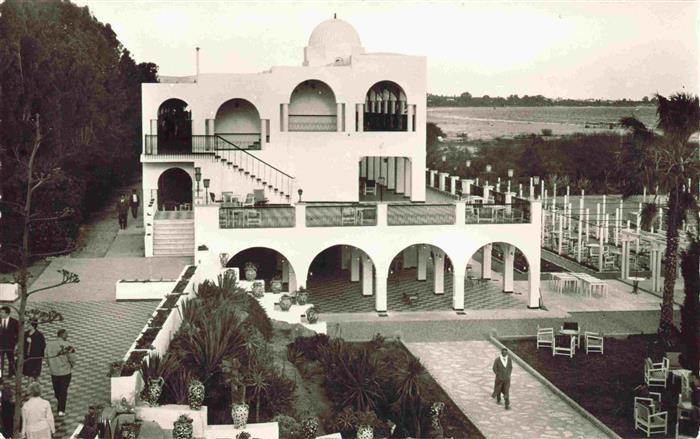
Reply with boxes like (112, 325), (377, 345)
(536, 326), (554, 350)
(644, 357), (669, 388)
(676, 383), (693, 439)
(242, 193), (256, 207)
(634, 397), (668, 437)
(584, 331), (604, 354)
(364, 180), (376, 195)
(553, 336), (576, 358)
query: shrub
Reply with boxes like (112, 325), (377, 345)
(322, 343), (385, 412)
(246, 296), (273, 340)
(272, 414), (301, 439)
(288, 334), (330, 362)
(261, 372), (297, 419)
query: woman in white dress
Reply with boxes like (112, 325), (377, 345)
(21, 382), (55, 439)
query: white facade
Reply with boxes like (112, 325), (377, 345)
(141, 18), (543, 312)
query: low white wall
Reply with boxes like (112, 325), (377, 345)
(115, 280), (177, 301)
(136, 405), (208, 438)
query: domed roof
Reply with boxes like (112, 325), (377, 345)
(308, 18), (362, 50)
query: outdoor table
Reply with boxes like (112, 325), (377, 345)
(559, 329), (580, 348)
(670, 368), (692, 387)
(628, 276), (646, 294)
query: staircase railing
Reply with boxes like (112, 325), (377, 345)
(214, 135), (296, 200)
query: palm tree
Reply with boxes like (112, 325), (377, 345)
(618, 92), (699, 338)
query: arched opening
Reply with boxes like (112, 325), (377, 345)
(465, 242), (531, 309)
(226, 247), (294, 292)
(157, 168), (193, 210)
(306, 245), (376, 313)
(157, 98), (192, 154)
(386, 244), (454, 311)
(214, 99), (262, 150)
(289, 80), (337, 132)
(364, 81), (407, 132)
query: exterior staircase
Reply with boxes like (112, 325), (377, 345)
(153, 210), (194, 256)
(212, 135), (295, 204)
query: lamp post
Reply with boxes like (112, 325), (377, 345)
(507, 168), (514, 192)
(485, 164), (492, 185)
(195, 167), (202, 197)
(441, 154), (446, 172)
(203, 178), (210, 204)
(298, 188), (303, 203)
(378, 176), (385, 202)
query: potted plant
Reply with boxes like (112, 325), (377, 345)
(107, 360), (124, 377)
(306, 307), (319, 324)
(295, 287), (309, 305)
(146, 377), (164, 407)
(300, 416), (319, 439)
(222, 358), (249, 429)
(356, 425), (374, 439)
(270, 275), (283, 294)
(219, 252), (230, 268)
(172, 414), (194, 439)
(187, 379), (205, 411)
(279, 294), (293, 311)
(244, 262), (258, 281)
(117, 422), (140, 439)
(251, 281), (264, 298)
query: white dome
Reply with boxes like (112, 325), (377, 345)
(308, 18), (362, 50)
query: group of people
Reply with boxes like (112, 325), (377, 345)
(116, 189), (140, 230)
(0, 306), (77, 438)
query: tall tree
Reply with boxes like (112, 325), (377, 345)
(618, 92), (699, 338)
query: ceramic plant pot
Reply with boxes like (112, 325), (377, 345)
(295, 289), (309, 306)
(251, 281), (264, 298)
(244, 263), (257, 281)
(279, 294), (293, 311)
(356, 425), (374, 439)
(301, 417), (319, 439)
(172, 415), (194, 439)
(147, 377), (164, 407)
(187, 379), (205, 410)
(231, 403), (249, 429)
(306, 307), (319, 324)
(271, 279), (283, 293)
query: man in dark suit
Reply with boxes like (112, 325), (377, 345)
(0, 306), (19, 377)
(129, 189), (140, 219)
(491, 348), (513, 409)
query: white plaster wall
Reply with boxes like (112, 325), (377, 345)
(214, 99), (261, 133)
(141, 53), (427, 203)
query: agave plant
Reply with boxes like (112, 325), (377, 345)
(245, 365), (269, 422)
(325, 346), (385, 412)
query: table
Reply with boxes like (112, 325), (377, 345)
(570, 272), (607, 298)
(628, 276), (646, 294)
(550, 273), (579, 294)
(671, 368), (692, 387)
(560, 328), (581, 348)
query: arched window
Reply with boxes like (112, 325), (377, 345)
(288, 80), (337, 132)
(364, 81), (407, 132)
(157, 99), (192, 153)
(214, 99), (262, 149)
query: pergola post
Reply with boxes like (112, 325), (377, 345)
(598, 224), (604, 272)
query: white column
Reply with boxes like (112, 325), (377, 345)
(288, 269), (297, 294)
(503, 244), (515, 293)
(433, 249), (445, 295)
(336, 103), (343, 132)
(281, 103), (289, 132)
(381, 158), (389, 184)
(403, 246), (417, 268)
(557, 212), (564, 255)
(482, 244), (492, 279)
(260, 119), (267, 147)
(368, 157), (376, 181)
(462, 179), (472, 195)
(356, 103), (364, 132)
(396, 159), (406, 194)
(452, 264), (466, 311)
(439, 172), (448, 191)
(405, 161), (412, 198)
(430, 170), (438, 188)
(282, 259), (290, 283)
(417, 245), (428, 281)
(387, 157), (396, 190)
(375, 271), (388, 313)
(351, 248), (360, 282)
(362, 254), (373, 296)
(341, 246), (350, 270)
(407, 104), (414, 131)
(450, 176), (459, 195)
(598, 224), (604, 272)
(150, 119), (158, 135)
(360, 157), (367, 179)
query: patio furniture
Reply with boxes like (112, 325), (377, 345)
(676, 377), (693, 439)
(341, 207), (357, 226)
(667, 352), (682, 371)
(584, 331), (604, 354)
(634, 397), (668, 437)
(560, 321), (581, 348)
(242, 193), (255, 207)
(477, 206), (495, 223)
(245, 209), (262, 227)
(403, 292), (418, 305)
(536, 326), (554, 350)
(644, 357), (670, 388)
(364, 180), (377, 195)
(552, 335), (576, 358)
(253, 189), (268, 206)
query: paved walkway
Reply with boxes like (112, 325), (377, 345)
(406, 341), (608, 439)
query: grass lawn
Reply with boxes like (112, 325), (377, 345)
(503, 334), (689, 439)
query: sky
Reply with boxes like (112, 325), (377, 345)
(74, 0), (699, 100)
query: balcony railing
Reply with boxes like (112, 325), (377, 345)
(219, 206), (295, 229)
(306, 204), (377, 227)
(215, 133), (262, 150)
(387, 204), (456, 226)
(145, 135), (216, 155)
(288, 114), (337, 132)
(465, 204), (530, 224)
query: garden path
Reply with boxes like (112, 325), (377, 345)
(405, 340), (609, 439)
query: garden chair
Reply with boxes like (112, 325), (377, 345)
(341, 207), (356, 226)
(584, 331), (604, 354)
(634, 397), (668, 437)
(560, 321), (581, 348)
(676, 381), (693, 439)
(536, 326), (554, 350)
(364, 179), (376, 195)
(552, 335), (576, 358)
(242, 193), (256, 207)
(644, 357), (669, 388)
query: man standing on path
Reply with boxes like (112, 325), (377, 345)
(130, 188), (140, 220)
(0, 306), (19, 377)
(491, 348), (513, 410)
(45, 329), (76, 417)
(116, 194), (129, 229)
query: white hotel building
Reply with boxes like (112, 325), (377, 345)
(140, 18), (543, 314)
